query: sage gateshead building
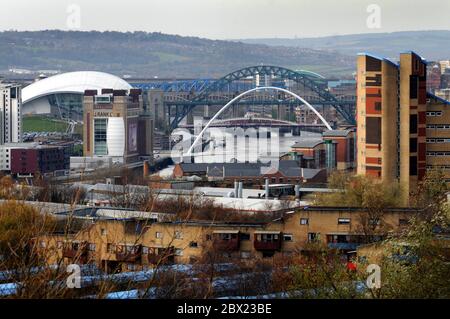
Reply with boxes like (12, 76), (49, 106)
(21, 71), (133, 121)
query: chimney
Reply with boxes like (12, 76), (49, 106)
(265, 178), (270, 199)
(238, 181), (243, 198)
(295, 184), (300, 198)
(143, 160), (150, 178)
(234, 180), (239, 198)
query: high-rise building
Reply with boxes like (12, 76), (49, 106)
(148, 89), (165, 129)
(357, 51), (450, 201)
(439, 60), (450, 74)
(0, 83), (22, 144)
(399, 52), (428, 193)
(426, 94), (450, 184)
(426, 63), (441, 93)
(356, 53), (398, 182)
(83, 88), (153, 164)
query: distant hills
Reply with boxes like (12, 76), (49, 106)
(238, 31), (450, 62)
(0, 30), (354, 79)
(1, 30), (447, 80)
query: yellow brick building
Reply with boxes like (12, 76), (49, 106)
(38, 207), (419, 272)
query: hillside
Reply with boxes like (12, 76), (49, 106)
(0, 30), (354, 79)
(238, 31), (450, 61)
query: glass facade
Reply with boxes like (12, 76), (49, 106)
(47, 93), (83, 120)
(94, 118), (108, 155)
(325, 140), (336, 169)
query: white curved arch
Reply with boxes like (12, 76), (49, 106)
(187, 86), (332, 155)
(22, 71), (132, 104)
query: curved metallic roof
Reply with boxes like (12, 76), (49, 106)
(22, 71), (132, 104)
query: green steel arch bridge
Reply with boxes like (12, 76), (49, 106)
(150, 65), (356, 130)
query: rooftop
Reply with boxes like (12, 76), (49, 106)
(323, 129), (353, 137)
(291, 139), (323, 149)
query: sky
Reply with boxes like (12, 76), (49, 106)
(0, 0), (449, 39)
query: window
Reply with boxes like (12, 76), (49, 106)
(174, 231), (182, 239)
(239, 233), (250, 241)
(56, 241), (63, 249)
(410, 156), (418, 176)
(101, 228), (107, 236)
(366, 117), (381, 144)
(327, 234), (351, 243)
(410, 115), (418, 134)
(88, 243), (96, 252)
(39, 241), (46, 248)
(300, 218), (309, 225)
(240, 251), (251, 259)
(107, 243), (115, 253)
(142, 247), (149, 254)
(156, 232), (163, 239)
(283, 234), (293, 241)
(189, 241), (198, 248)
(255, 233), (279, 242)
(308, 233), (319, 242)
(94, 118), (108, 155)
(206, 234), (212, 241)
(125, 245), (134, 253)
(410, 138), (417, 153)
(127, 264), (137, 271)
(410, 75), (418, 99)
(338, 218), (351, 225)
(175, 249), (183, 256)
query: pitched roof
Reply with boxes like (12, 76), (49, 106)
(323, 129), (352, 137)
(291, 139), (323, 149)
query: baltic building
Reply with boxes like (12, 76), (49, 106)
(82, 89), (153, 164)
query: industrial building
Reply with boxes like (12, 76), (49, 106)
(172, 161), (327, 186)
(280, 129), (356, 171)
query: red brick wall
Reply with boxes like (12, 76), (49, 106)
(10, 149), (38, 175)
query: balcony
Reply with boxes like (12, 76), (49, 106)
(326, 234), (371, 251)
(212, 231), (240, 251)
(62, 242), (88, 262)
(115, 245), (142, 263)
(254, 232), (282, 251)
(327, 243), (359, 250)
(146, 247), (174, 265)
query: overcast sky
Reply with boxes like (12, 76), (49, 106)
(1, 0), (449, 39)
